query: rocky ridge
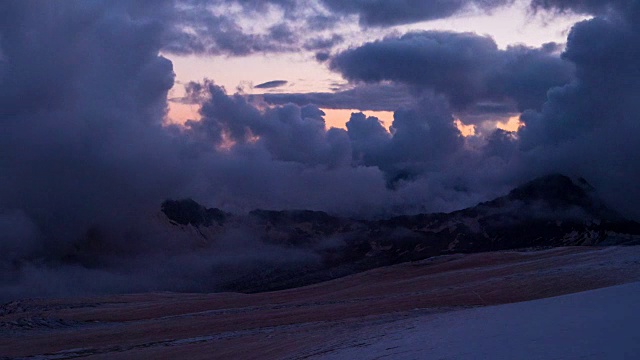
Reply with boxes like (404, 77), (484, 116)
(161, 174), (640, 292)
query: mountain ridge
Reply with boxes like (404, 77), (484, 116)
(161, 174), (640, 292)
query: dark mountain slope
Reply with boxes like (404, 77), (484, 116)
(161, 174), (640, 292)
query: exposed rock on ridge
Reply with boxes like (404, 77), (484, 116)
(161, 174), (640, 292)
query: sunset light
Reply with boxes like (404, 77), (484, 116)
(3, 1), (640, 358)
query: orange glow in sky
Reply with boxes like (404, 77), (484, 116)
(321, 108), (394, 130)
(163, 1), (582, 136)
(166, 101), (200, 125)
(455, 119), (477, 137)
(167, 102), (523, 138)
(166, 102), (395, 131)
(497, 116), (523, 132)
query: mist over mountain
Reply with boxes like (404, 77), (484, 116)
(4, 173), (636, 300)
(1, 0), (640, 300)
(159, 174), (640, 292)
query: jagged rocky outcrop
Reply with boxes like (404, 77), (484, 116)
(161, 199), (228, 227)
(364, 175), (637, 265)
(161, 174), (640, 292)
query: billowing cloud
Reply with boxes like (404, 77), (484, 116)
(0, 0), (199, 297)
(0, 1), (480, 299)
(345, 93), (465, 187)
(330, 32), (575, 116)
(186, 81), (352, 167)
(517, 0), (640, 218)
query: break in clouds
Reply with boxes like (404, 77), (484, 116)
(1, 0), (639, 299)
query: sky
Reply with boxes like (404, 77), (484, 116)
(165, 0), (587, 127)
(1, 0), (640, 298)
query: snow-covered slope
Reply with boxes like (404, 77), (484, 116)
(2, 247), (640, 359)
(319, 282), (640, 359)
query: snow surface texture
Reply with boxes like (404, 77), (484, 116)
(319, 282), (640, 359)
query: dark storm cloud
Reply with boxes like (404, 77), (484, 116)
(2, 0), (640, 301)
(186, 80), (471, 193)
(0, 0), (203, 297)
(344, 93), (465, 187)
(520, 3), (640, 146)
(0, 0), (378, 300)
(484, 129), (519, 160)
(330, 31), (575, 116)
(186, 81), (352, 167)
(254, 80), (289, 89)
(319, 0), (514, 26)
(0, 0), (178, 237)
(517, 1), (640, 218)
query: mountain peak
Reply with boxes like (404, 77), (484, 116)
(507, 174), (596, 209)
(157, 175), (640, 293)
(161, 199), (227, 227)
